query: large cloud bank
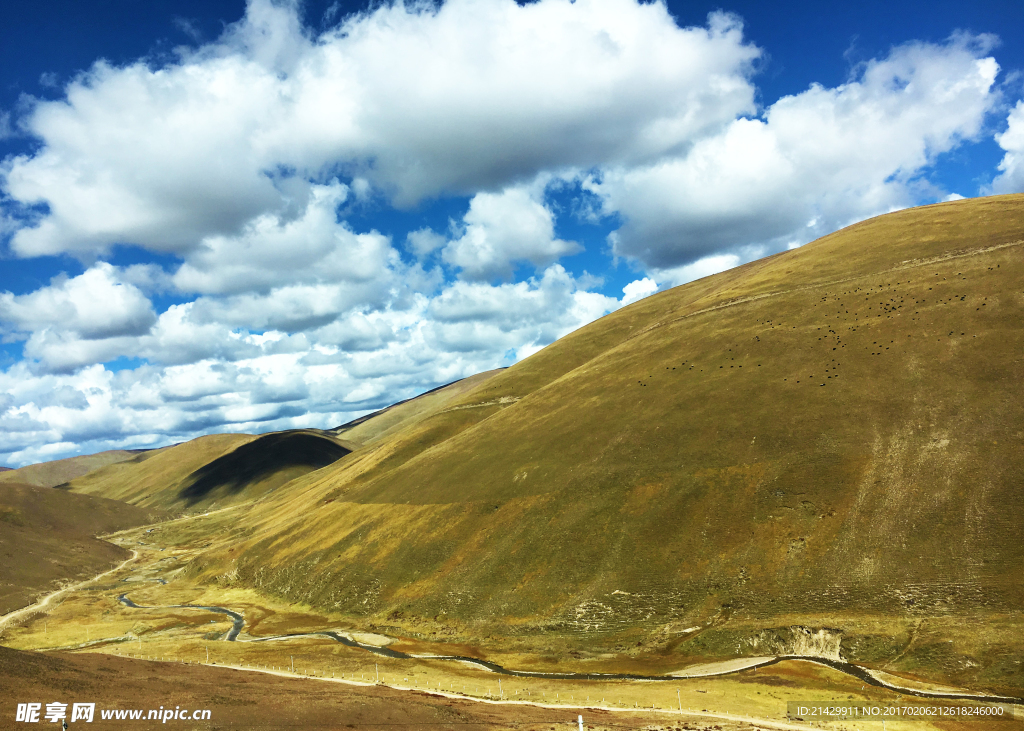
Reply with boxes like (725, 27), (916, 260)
(0, 0), (1015, 465)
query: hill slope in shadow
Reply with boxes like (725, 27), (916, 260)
(0, 482), (166, 614)
(69, 431), (355, 511)
(177, 431), (353, 506)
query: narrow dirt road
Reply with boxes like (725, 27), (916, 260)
(0, 550), (139, 633)
(0, 504), (241, 633)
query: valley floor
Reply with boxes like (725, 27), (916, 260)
(1, 511), (1020, 730)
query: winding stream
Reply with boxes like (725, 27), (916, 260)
(117, 594), (244, 641)
(115, 593), (1022, 705)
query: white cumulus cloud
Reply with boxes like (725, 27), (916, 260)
(646, 253), (743, 289)
(0, 263), (156, 351)
(991, 100), (1024, 194)
(621, 277), (658, 305)
(0, 261), (624, 464)
(590, 34), (1001, 271)
(442, 185), (581, 280)
(3, 0), (760, 258)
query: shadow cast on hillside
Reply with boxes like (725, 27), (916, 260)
(178, 432), (351, 505)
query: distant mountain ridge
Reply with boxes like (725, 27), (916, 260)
(0, 449), (152, 489)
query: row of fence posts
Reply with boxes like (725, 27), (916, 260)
(111, 644), (710, 722)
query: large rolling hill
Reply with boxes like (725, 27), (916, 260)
(68, 193), (1024, 694)
(68, 431), (358, 510)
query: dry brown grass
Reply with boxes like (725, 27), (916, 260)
(62, 194), (1024, 698)
(0, 483), (165, 615)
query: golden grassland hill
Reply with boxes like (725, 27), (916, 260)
(65, 434), (253, 510)
(0, 483), (167, 615)
(330, 369), (503, 445)
(73, 194), (1024, 695)
(0, 449), (151, 489)
(67, 373), (503, 513)
(67, 431), (356, 511)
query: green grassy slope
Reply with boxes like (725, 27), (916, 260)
(0, 483), (167, 614)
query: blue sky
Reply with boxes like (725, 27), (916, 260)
(1, 0), (1022, 466)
